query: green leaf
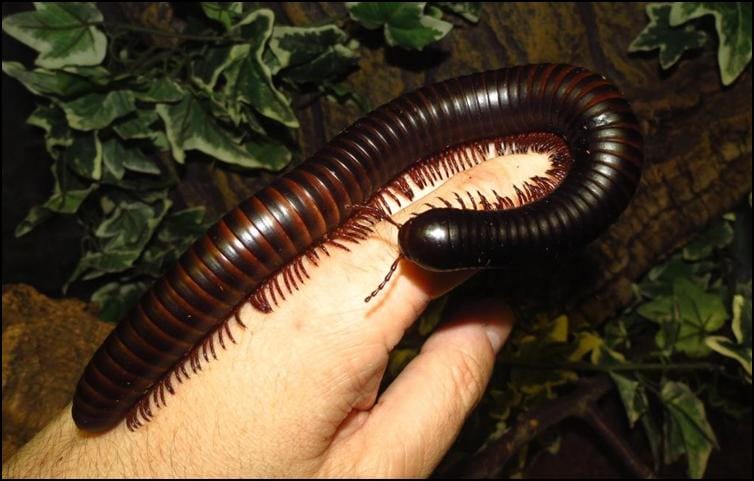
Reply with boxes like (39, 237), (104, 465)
(190, 45), (244, 92)
(91, 280), (151, 323)
(58, 90), (136, 130)
(670, 2), (753, 85)
(201, 2), (243, 30)
(705, 294), (752, 378)
(629, 3), (708, 70)
(132, 78), (185, 103)
(16, 152), (99, 237)
(610, 373), (648, 428)
(65, 131), (102, 180)
(646, 278), (728, 357)
(2, 61), (94, 97)
(640, 254), (714, 299)
(637, 294), (675, 323)
(27, 104), (74, 158)
(267, 25), (359, 83)
(283, 44), (359, 85)
(319, 81), (371, 111)
(61, 65), (110, 85)
(434, 2), (482, 23)
(641, 410), (663, 470)
(112, 109), (159, 140)
(1, 3), (107, 69)
(418, 295), (449, 336)
(387, 348), (419, 377)
(156, 207), (207, 242)
(683, 219), (734, 261)
(45, 157), (97, 214)
(223, 10), (299, 128)
(505, 332), (578, 399)
(14, 205), (54, 237)
(660, 381), (718, 478)
(242, 139), (292, 171)
(156, 93), (286, 169)
(68, 198), (172, 284)
(672, 277), (728, 357)
(137, 207), (208, 277)
(268, 24), (349, 71)
(347, 2), (453, 50)
(101, 139), (160, 183)
(101, 139), (125, 181)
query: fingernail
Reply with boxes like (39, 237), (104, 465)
(485, 323), (507, 353)
(446, 296), (513, 353)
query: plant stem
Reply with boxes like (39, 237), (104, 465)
(582, 404), (655, 478)
(451, 375), (655, 478)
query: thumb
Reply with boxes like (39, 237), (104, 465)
(347, 298), (514, 477)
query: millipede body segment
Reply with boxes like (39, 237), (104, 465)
(72, 64), (643, 433)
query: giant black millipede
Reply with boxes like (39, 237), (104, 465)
(72, 64), (643, 433)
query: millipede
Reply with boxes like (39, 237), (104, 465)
(72, 64), (643, 433)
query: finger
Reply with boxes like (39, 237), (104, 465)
(249, 149), (551, 347)
(341, 298), (514, 476)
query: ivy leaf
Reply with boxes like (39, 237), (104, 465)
(132, 78), (185, 103)
(504, 323), (579, 399)
(2, 61), (94, 97)
(387, 348), (419, 377)
(434, 2), (482, 23)
(670, 2), (753, 85)
(267, 25), (359, 84)
(65, 131), (102, 180)
(200, 2), (243, 30)
(26, 104), (74, 158)
(67, 198), (172, 285)
(14, 206), (54, 238)
(319, 81), (371, 111)
(283, 44), (359, 85)
(1, 3), (107, 69)
(641, 255), (713, 299)
(347, 2), (453, 50)
(91, 280), (151, 323)
(268, 25), (349, 72)
(137, 206), (207, 277)
(671, 277), (728, 357)
(112, 109), (160, 140)
(610, 372), (649, 428)
(61, 65), (111, 85)
(682, 219), (734, 261)
(156, 207), (207, 242)
(242, 139), (292, 171)
(629, 3), (708, 70)
(418, 296), (449, 336)
(637, 294), (675, 323)
(15, 156), (96, 236)
(101, 139), (160, 184)
(190, 45), (244, 92)
(706, 294), (752, 378)
(660, 381), (718, 478)
(46, 156), (97, 213)
(644, 278), (728, 357)
(156, 93), (286, 169)
(223, 9), (299, 128)
(58, 90), (136, 131)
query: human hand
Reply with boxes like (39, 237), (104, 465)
(2, 149), (545, 477)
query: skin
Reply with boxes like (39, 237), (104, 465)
(2, 150), (552, 477)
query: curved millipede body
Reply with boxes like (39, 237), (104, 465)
(72, 64), (643, 432)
